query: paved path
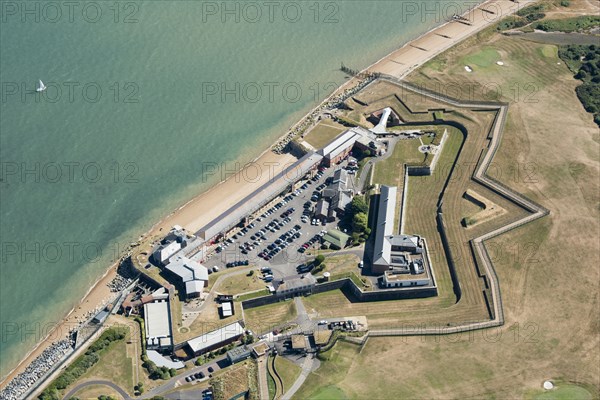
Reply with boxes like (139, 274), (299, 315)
(257, 357), (270, 400)
(280, 354), (315, 400)
(62, 379), (131, 400)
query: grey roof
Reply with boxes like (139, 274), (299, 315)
(372, 186), (422, 268)
(388, 235), (419, 248)
(185, 280), (205, 295)
(323, 181), (346, 199)
(372, 186), (397, 266)
(92, 310), (109, 323)
(227, 346), (251, 361)
(332, 168), (348, 185)
(315, 199), (330, 217)
(277, 274), (316, 293)
(166, 254), (208, 283)
(332, 191), (352, 212)
(197, 152), (322, 240)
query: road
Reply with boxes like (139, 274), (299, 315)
(62, 379), (132, 400)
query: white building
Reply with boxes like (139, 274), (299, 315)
(155, 241), (182, 265)
(144, 299), (173, 350)
(186, 322), (245, 356)
(165, 254), (209, 298)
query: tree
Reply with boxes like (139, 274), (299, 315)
(352, 212), (368, 233)
(314, 254), (325, 266)
(575, 70), (587, 80)
(350, 196), (368, 215)
(244, 334), (255, 345)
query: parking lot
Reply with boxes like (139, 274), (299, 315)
(209, 159), (359, 282)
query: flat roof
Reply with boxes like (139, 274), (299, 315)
(252, 342), (269, 356)
(277, 274), (316, 293)
(144, 300), (172, 343)
(227, 345), (251, 359)
(385, 271), (428, 281)
(313, 330), (332, 345)
(187, 322), (245, 353)
(291, 335), (307, 349)
(147, 350), (185, 369)
(222, 301), (233, 317)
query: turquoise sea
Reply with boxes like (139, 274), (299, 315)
(0, 1), (479, 378)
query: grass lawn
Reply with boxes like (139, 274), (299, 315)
(267, 368), (276, 400)
(216, 271), (267, 294)
(531, 384), (594, 400)
(211, 360), (256, 400)
(302, 14), (600, 400)
(304, 119), (347, 149)
(302, 288), (454, 329)
(243, 300), (297, 334)
(308, 385), (348, 400)
(293, 341), (357, 399)
(274, 356), (301, 392)
(71, 384), (124, 400)
(320, 254), (360, 276)
(68, 327), (134, 397)
(460, 47), (501, 68)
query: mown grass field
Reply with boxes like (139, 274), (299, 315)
(64, 322), (135, 398)
(297, 10), (599, 398)
(303, 119), (347, 149)
(243, 300), (297, 334)
(215, 270), (267, 295)
(274, 356), (301, 393)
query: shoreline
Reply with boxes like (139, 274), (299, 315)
(0, 0), (536, 390)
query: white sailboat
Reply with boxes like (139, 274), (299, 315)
(36, 79), (47, 92)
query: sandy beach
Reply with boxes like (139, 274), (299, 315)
(0, 0), (536, 390)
